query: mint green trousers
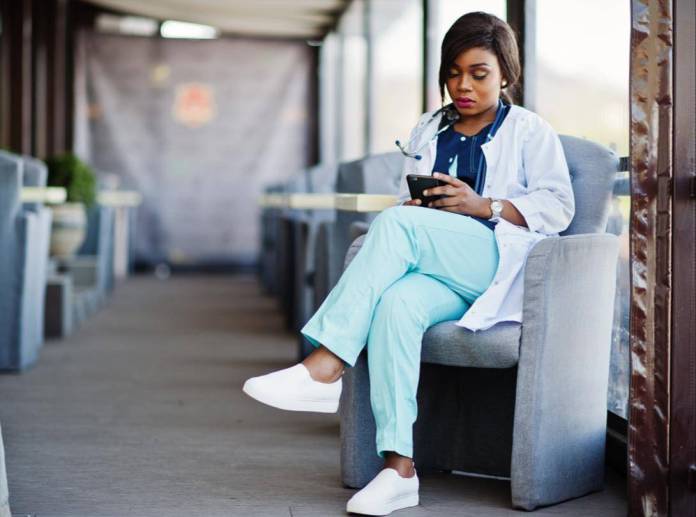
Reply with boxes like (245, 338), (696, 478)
(300, 205), (499, 459)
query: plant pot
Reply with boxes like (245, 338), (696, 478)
(50, 203), (87, 257)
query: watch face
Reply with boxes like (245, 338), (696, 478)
(492, 200), (503, 212)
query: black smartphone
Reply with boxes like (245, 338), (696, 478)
(406, 174), (447, 206)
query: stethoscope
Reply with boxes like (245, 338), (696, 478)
(395, 99), (507, 162)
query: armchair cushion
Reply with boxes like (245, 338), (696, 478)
(422, 320), (521, 369)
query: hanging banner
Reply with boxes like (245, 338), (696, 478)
(76, 32), (312, 266)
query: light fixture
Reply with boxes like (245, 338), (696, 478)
(160, 20), (219, 40)
(96, 14), (159, 36)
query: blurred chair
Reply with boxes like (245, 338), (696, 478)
(47, 182), (116, 336)
(0, 151), (50, 371)
(313, 152), (404, 312)
(294, 163), (338, 359)
(259, 183), (284, 296)
(78, 201), (116, 298)
(339, 136), (620, 511)
(277, 170), (313, 331)
(21, 156), (53, 352)
(304, 153), (403, 360)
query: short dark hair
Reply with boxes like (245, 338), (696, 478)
(439, 12), (521, 105)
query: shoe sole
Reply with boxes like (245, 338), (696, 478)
(242, 380), (339, 413)
(346, 492), (419, 516)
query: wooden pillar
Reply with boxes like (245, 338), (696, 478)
(0, 0), (33, 154)
(46, 0), (69, 156)
(32, 0), (49, 158)
(669, 0), (696, 514)
(505, 0), (526, 106)
(628, 0), (673, 514)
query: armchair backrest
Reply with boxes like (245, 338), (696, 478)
(336, 152), (404, 194)
(21, 156), (48, 212)
(20, 155), (47, 187)
(0, 151), (22, 224)
(558, 135), (619, 236)
(307, 163), (337, 194)
(0, 152), (23, 365)
(283, 170), (311, 193)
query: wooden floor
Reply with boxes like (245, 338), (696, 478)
(0, 275), (627, 516)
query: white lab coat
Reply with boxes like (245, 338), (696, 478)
(396, 104), (575, 332)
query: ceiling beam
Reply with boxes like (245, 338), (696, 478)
(83, 0), (346, 38)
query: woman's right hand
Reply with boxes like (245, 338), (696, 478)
(402, 199), (422, 207)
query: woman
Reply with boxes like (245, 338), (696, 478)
(243, 11), (575, 516)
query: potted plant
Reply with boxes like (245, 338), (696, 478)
(46, 153), (97, 257)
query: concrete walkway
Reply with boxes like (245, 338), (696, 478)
(0, 275), (626, 516)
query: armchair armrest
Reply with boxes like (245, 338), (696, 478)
(343, 234), (368, 271)
(9, 211), (41, 370)
(349, 221), (371, 242)
(511, 233), (620, 510)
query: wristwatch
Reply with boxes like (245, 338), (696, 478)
(488, 198), (504, 222)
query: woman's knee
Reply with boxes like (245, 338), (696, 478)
(372, 205), (417, 228)
(370, 279), (426, 330)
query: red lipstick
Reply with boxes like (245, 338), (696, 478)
(455, 97), (475, 108)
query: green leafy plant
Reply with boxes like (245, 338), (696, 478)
(46, 153), (97, 206)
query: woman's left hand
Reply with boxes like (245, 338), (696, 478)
(423, 172), (490, 218)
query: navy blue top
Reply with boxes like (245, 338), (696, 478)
(432, 101), (511, 231)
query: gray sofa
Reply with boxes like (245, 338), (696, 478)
(0, 151), (51, 371)
(338, 135), (620, 510)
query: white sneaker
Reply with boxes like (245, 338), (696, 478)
(346, 468), (419, 516)
(242, 363), (341, 413)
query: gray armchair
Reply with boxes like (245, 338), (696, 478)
(21, 156), (52, 353)
(338, 135), (620, 510)
(0, 151), (51, 371)
(46, 181), (117, 335)
(77, 201), (116, 301)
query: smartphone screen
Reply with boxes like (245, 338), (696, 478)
(406, 174), (446, 205)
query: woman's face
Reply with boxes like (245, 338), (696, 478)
(445, 47), (506, 118)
